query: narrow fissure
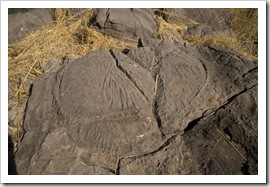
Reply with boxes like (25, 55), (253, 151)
(109, 49), (149, 101)
(227, 83), (257, 104)
(115, 133), (178, 174)
(242, 66), (258, 77)
(234, 66), (258, 83)
(134, 134), (177, 158)
(115, 157), (121, 175)
(104, 8), (110, 28)
(183, 117), (203, 134)
(150, 54), (166, 138)
(152, 76), (166, 139)
(182, 83), (258, 134)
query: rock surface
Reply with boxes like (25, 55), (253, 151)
(14, 38), (257, 174)
(163, 8), (232, 32)
(162, 8), (235, 42)
(9, 8), (258, 175)
(8, 8), (54, 44)
(92, 8), (157, 40)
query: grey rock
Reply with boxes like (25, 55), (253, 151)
(92, 8), (157, 40)
(8, 8), (31, 14)
(8, 8), (54, 44)
(120, 84), (257, 175)
(126, 47), (155, 71)
(43, 59), (61, 73)
(14, 38), (257, 174)
(15, 50), (164, 174)
(181, 85), (258, 175)
(179, 24), (235, 41)
(163, 8), (232, 32)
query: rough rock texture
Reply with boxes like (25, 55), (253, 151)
(163, 8), (235, 40)
(92, 8), (157, 40)
(163, 8), (232, 32)
(15, 50), (164, 174)
(8, 8), (54, 44)
(179, 24), (235, 42)
(43, 59), (61, 73)
(14, 38), (257, 174)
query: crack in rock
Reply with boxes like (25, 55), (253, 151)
(115, 132), (178, 174)
(109, 49), (149, 102)
(104, 8), (110, 28)
(182, 82), (258, 134)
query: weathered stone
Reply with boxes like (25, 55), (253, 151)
(8, 8), (54, 44)
(92, 8), (157, 40)
(15, 50), (165, 174)
(163, 8), (232, 32)
(43, 59), (61, 73)
(179, 24), (235, 42)
(14, 38), (257, 174)
(126, 47), (155, 71)
(8, 8), (31, 14)
(130, 39), (257, 136)
(119, 85), (257, 175)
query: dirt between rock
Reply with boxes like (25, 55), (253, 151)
(9, 8), (258, 175)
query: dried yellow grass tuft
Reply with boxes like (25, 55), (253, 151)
(154, 9), (198, 42)
(219, 8), (258, 60)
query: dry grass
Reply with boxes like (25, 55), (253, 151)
(155, 8), (258, 61)
(8, 8), (136, 142)
(9, 8), (136, 100)
(219, 8), (258, 60)
(154, 9), (199, 42)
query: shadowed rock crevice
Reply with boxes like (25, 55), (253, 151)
(153, 99), (166, 138)
(116, 132), (178, 175)
(104, 8), (111, 28)
(8, 136), (18, 175)
(183, 81), (257, 134)
(109, 49), (149, 102)
(241, 161), (250, 175)
(151, 75), (166, 138)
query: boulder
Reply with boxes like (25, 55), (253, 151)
(92, 8), (157, 40)
(8, 8), (54, 44)
(15, 50), (164, 174)
(14, 39), (257, 174)
(119, 40), (258, 175)
(119, 86), (258, 175)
